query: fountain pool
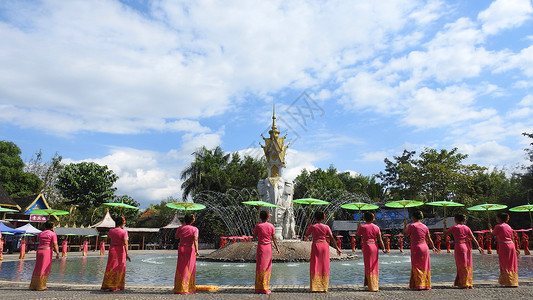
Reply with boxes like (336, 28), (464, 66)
(1, 253), (533, 285)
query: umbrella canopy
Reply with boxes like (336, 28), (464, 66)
(467, 203), (508, 211)
(242, 200), (278, 208)
(29, 209), (69, 216)
(16, 223), (42, 234)
(396, 234), (404, 236)
(103, 201), (139, 210)
(382, 234), (391, 237)
(509, 204), (533, 212)
(426, 200), (465, 208)
(434, 232), (443, 234)
(293, 198), (329, 205)
(1, 232), (15, 235)
(341, 202), (379, 211)
(0, 206), (18, 212)
(166, 202), (206, 211)
(514, 228), (532, 232)
(385, 200), (425, 208)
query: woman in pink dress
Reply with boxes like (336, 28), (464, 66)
(61, 239), (68, 257)
(253, 210), (281, 294)
(356, 212), (388, 292)
(0, 232), (4, 260)
(101, 216), (131, 291)
(174, 213), (199, 294)
(490, 213), (519, 287)
(306, 211), (342, 292)
(403, 210), (438, 290)
(100, 240), (106, 255)
(82, 239), (89, 256)
(444, 214), (483, 289)
(19, 238), (26, 259)
(29, 221), (60, 290)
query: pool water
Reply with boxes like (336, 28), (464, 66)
(1, 253), (532, 285)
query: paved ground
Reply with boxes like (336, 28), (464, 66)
(1, 249), (532, 299)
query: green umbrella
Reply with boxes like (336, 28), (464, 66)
(509, 204), (533, 228)
(100, 235), (108, 238)
(103, 201), (139, 210)
(1, 232), (15, 235)
(293, 198), (329, 239)
(166, 202), (206, 211)
(0, 207), (18, 212)
(341, 202), (379, 223)
(242, 201), (279, 220)
(29, 209), (69, 216)
(467, 203), (507, 228)
(385, 199), (424, 221)
(426, 200), (464, 218)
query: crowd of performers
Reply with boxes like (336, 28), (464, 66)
(13, 210), (526, 294)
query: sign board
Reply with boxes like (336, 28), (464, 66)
(30, 214), (48, 222)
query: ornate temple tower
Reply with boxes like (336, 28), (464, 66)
(258, 106), (296, 240)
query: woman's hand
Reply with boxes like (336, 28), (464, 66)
(478, 248), (484, 254)
(336, 248), (342, 256)
(432, 247), (440, 254)
(195, 251), (200, 257)
(55, 253), (60, 259)
(126, 255), (131, 262)
(382, 249), (389, 254)
(276, 249), (281, 255)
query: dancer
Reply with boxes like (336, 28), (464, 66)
(61, 239), (68, 257)
(0, 232), (3, 260)
(174, 213), (199, 294)
(443, 214), (483, 289)
(513, 231), (520, 255)
(19, 238), (26, 259)
(522, 232), (530, 255)
(82, 239), (88, 256)
(403, 210), (438, 290)
(101, 216), (131, 292)
(477, 233), (484, 251)
(445, 234), (452, 253)
(398, 235), (404, 253)
(336, 236), (342, 250)
(306, 211), (342, 292)
(29, 221), (60, 290)
(384, 236), (391, 252)
(435, 234), (441, 251)
(253, 210), (281, 294)
(356, 212), (388, 292)
(350, 235), (356, 252)
(100, 239), (106, 255)
(490, 213), (519, 287)
(486, 233), (493, 254)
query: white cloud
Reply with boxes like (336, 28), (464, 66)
(478, 0), (533, 35)
(360, 151), (389, 162)
(457, 141), (525, 166)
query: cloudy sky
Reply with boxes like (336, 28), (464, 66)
(1, 0), (533, 208)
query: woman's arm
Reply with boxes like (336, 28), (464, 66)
(194, 236), (200, 257)
(377, 234), (387, 253)
(469, 231), (484, 254)
(271, 233), (281, 255)
(123, 238), (131, 261)
(328, 232), (342, 256)
(425, 231), (439, 253)
(53, 241), (59, 259)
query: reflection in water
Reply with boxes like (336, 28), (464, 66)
(0, 253), (532, 286)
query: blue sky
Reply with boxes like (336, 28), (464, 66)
(1, 0), (533, 208)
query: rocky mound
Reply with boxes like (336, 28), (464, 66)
(204, 240), (357, 262)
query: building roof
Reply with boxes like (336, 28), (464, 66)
(162, 213), (182, 229)
(0, 183), (20, 209)
(54, 227), (99, 236)
(13, 193), (51, 212)
(91, 209), (116, 228)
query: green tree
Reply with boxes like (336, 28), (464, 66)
(25, 150), (64, 204)
(522, 132), (533, 201)
(0, 141), (42, 197)
(56, 162), (118, 226)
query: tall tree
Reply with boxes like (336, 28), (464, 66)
(25, 150), (64, 204)
(522, 132), (533, 201)
(56, 162), (118, 225)
(0, 141), (42, 197)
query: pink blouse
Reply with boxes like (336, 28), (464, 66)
(175, 225), (199, 245)
(448, 224), (472, 242)
(356, 223), (381, 243)
(306, 223), (332, 242)
(37, 230), (57, 248)
(406, 222), (428, 244)
(254, 222), (275, 244)
(493, 223), (514, 243)
(108, 227), (129, 246)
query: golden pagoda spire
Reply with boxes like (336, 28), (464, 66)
(261, 104), (289, 178)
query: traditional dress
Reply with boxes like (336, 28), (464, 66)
(493, 223), (519, 286)
(356, 223), (381, 291)
(82, 240), (88, 256)
(336, 237), (342, 250)
(350, 236), (356, 252)
(174, 224), (199, 294)
(522, 233), (530, 255)
(513, 232), (520, 255)
(100, 241), (106, 255)
(435, 235), (441, 250)
(486, 234), (493, 254)
(384, 237), (390, 252)
(406, 222), (431, 290)
(0, 233), (3, 260)
(29, 230), (57, 290)
(101, 227), (129, 291)
(445, 235), (452, 253)
(253, 221), (275, 294)
(19, 239), (26, 259)
(448, 224), (474, 288)
(398, 236), (404, 253)
(61, 240), (68, 257)
(477, 234), (484, 250)
(306, 223), (333, 292)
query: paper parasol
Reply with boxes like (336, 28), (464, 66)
(0, 207), (18, 212)
(426, 200), (464, 218)
(293, 198), (329, 205)
(103, 200), (139, 210)
(510, 204), (533, 228)
(1, 232), (15, 235)
(434, 232), (443, 234)
(29, 209), (69, 216)
(341, 202), (379, 223)
(166, 202), (206, 211)
(385, 199), (424, 221)
(242, 200), (278, 208)
(467, 203), (507, 228)
(514, 228), (532, 232)
(396, 234), (404, 236)
(382, 234), (391, 237)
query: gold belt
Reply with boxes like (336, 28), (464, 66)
(258, 242), (271, 245)
(363, 241), (376, 244)
(313, 240), (327, 243)
(38, 247), (51, 250)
